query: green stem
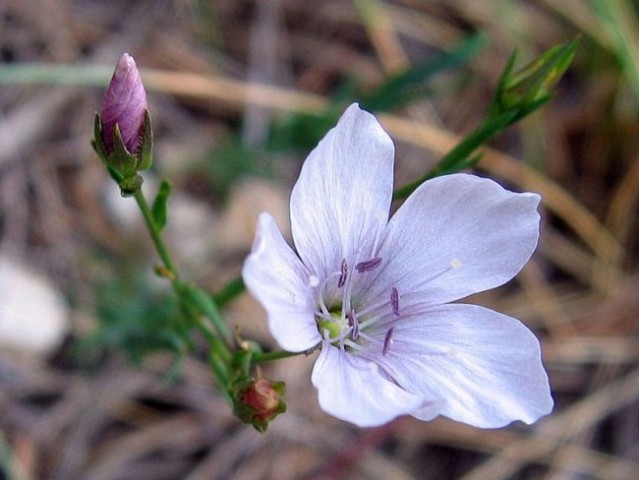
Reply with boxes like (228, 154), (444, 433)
(134, 184), (233, 348)
(393, 112), (517, 200)
(209, 339), (233, 404)
(133, 188), (178, 278)
(252, 349), (312, 364)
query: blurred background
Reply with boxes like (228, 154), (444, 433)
(1, 0), (639, 479)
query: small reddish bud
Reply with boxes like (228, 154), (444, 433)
(101, 53), (148, 155)
(234, 379), (286, 432)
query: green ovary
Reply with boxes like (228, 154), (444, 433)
(317, 310), (346, 339)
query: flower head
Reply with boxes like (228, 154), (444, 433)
(242, 104), (553, 428)
(100, 53), (148, 155)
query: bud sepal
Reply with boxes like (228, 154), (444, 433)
(92, 110), (153, 196)
(491, 39), (578, 120)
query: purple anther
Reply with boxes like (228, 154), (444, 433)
(338, 259), (348, 288)
(382, 327), (394, 356)
(390, 287), (400, 316)
(355, 257), (382, 273)
(347, 309), (360, 340)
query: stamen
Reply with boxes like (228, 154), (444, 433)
(382, 327), (394, 356)
(355, 257), (382, 273)
(316, 270), (342, 317)
(317, 288), (330, 317)
(338, 259), (348, 288)
(342, 338), (365, 351)
(341, 261), (356, 319)
(411, 258), (462, 291)
(347, 309), (359, 340)
(356, 295), (393, 325)
(390, 287), (400, 316)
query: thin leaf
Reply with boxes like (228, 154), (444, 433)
(362, 33), (486, 111)
(151, 179), (171, 231)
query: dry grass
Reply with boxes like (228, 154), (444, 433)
(1, 0), (639, 478)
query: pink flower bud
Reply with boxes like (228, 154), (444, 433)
(235, 379), (286, 431)
(100, 53), (147, 154)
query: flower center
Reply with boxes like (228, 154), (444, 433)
(317, 310), (347, 339)
(311, 256), (463, 356)
(313, 257), (399, 355)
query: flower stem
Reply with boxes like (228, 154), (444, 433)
(392, 112), (516, 200)
(133, 188), (178, 279)
(252, 348), (316, 364)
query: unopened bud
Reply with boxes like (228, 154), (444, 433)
(493, 39), (577, 118)
(101, 53), (147, 155)
(92, 53), (153, 195)
(234, 378), (286, 432)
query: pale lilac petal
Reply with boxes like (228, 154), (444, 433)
(375, 304), (553, 428)
(311, 343), (424, 427)
(367, 174), (540, 307)
(242, 213), (321, 352)
(290, 104), (394, 280)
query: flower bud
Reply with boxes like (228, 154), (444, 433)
(92, 53), (153, 196)
(493, 39), (577, 117)
(101, 53), (147, 155)
(234, 378), (286, 432)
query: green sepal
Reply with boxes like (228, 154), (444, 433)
(494, 38), (578, 115)
(151, 179), (171, 231)
(137, 110), (154, 171)
(490, 51), (519, 116)
(93, 111), (152, 195)
(509, 93), (552, 123)
(92, 115), (122, 182)
(104, 165), (123, 183)
(111, 124), (140, 178)
(92, 113), (109, 164)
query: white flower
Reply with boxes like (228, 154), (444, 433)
(242, 104), (553, 428)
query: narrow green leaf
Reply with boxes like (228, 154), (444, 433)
(212, 276), (246, 307)
(151, 180), (171, 231)
(182, 284), (231, 342)
(363, 33), (486, 111)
